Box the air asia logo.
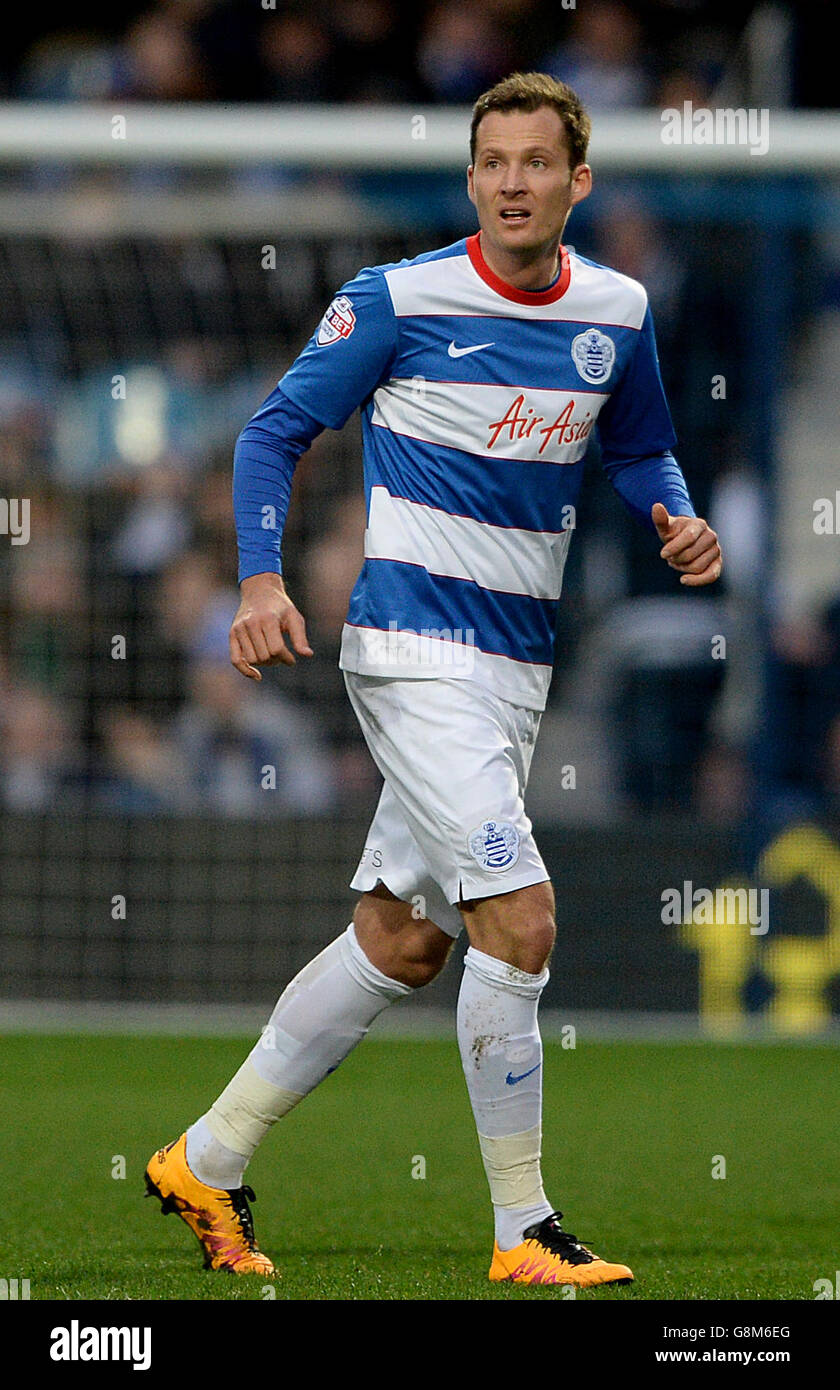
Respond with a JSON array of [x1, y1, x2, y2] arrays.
[[487, 394, 595, 455], [468, 820, 520, 872], [571, 328, 615, 385], [316, 294, 356, 346]]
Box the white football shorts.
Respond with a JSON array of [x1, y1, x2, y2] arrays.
[[344, 672, 550, 939]]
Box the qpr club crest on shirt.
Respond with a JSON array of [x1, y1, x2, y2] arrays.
[[316, 294, 356, 346], [571, 328, 616, 385], [468, 820, 521, 872]]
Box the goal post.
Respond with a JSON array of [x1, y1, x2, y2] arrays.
[[0, 102, 839, 171]]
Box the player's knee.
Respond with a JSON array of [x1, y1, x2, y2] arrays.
[[525, 910, 556, 973], [462, 880, 556, 975], [523, 883, 556, 970], [390, 925, 453, 988], [353, 894, 453, 989], [393, 957, 444, 988], [500, 909, 554, 974]]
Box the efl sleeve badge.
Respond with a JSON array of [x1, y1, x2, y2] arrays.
[[316, 294, 357, 346]]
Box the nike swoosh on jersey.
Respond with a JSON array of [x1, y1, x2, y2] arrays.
[[505, 1063, 542, 1085], [447, 340, 495, 358]]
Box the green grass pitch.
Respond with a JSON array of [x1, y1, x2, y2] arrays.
[[2, 1034, 837, 1301]]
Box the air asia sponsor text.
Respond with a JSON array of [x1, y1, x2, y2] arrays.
[[487, 395, 594, 454]]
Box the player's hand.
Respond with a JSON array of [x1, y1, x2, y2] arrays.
[[651, 503, 722, 587], [229, 572, 313, 680]]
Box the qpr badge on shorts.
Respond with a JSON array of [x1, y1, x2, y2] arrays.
[[316, 294, 356, 346], [468, 820, 521, 872], [571, 327, 616, 385]]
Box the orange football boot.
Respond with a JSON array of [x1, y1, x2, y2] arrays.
[[489, 1211, 633, 1287], [144, 1133, 276, 1276]]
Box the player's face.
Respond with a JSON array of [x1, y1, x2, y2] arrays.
[[468, 107, 591, 261]]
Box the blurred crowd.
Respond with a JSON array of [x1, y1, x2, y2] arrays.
[[1, 208, 837, 827], [0, 434, 368, 819], [2, 0, 830, 112], [0, 0, 836, 824]]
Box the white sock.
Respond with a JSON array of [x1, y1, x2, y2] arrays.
[[184, 1116, 246, 1189], [186, 923, 411, 1188], [457, 945, 554, 1251]]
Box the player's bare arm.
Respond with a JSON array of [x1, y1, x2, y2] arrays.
[[229, 571, 313, 680], [651, 501, 722, 587]]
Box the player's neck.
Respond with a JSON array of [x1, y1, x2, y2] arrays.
[[477, 231, 562, 292]]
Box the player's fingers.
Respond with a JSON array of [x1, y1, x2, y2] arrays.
[[232, 623, 262, 668], [243, 622, 274, 666], [660, 520, 710, 559], [651, 502, 672, 539], [679, 557, 723, 586], [667, 534, 720, 568], [256, 611, 298, 666], [229, 630, 262, 681], [233, 657, 262, 679], [248, 615, 296, 666], [669, 547, 721, 576], [285, 606, 314, 658], [268, 634, 297, 666]]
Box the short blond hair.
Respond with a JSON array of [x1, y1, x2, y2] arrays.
[[470, 71, 591, 170]]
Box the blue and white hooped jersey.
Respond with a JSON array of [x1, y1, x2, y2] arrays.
[[277, 233, 679, 710]]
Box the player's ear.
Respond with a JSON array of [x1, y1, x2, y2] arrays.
[[570, 164, 592, 207], [467, 165, 477, 208]]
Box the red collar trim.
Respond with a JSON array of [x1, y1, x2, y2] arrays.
[[466, 232, 571, 304]]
